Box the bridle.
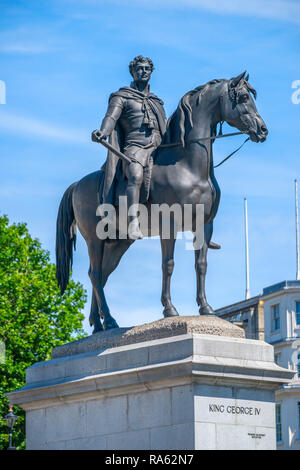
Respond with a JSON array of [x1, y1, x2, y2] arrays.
[[158, 83, 252, 168]]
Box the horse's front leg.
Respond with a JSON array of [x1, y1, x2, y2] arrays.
[[194, 222, 215, 315], [89, 287, 104, 334], [88, 240, 119, 330], [160, 235, 179, 318]]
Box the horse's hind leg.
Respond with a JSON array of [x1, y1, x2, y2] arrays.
[[88, 240, 118, 330], [194, 222, 215, 315], [89, 287, 103, 334], [160, 235, 179, 318]]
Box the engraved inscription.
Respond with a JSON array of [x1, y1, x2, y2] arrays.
[[209, 403, 261, 415]]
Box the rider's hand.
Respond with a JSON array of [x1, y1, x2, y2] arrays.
[[91, 130, 107, 142]]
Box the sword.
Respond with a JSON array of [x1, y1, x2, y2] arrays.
[[92, 131, 135, 164]]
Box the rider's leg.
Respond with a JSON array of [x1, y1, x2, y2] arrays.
[[125, 161, 144, 239]]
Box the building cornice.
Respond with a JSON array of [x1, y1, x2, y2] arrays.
[[216, 281, 300, 315], [216, 296, 261, 316], [7, 334, 294, 412], [276, 382, 300, 398]]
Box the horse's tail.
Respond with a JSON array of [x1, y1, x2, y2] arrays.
[[56, 182, 77, 295]]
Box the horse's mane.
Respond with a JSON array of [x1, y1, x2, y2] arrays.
[[164, 77, 257, 146], [164, 79, 225, 146]]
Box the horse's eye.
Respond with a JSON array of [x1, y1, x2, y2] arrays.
[[239, 94, 248, 103]]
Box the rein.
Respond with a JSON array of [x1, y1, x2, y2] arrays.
[[159, 131, 250, 168], [213, 136, 249, 168]]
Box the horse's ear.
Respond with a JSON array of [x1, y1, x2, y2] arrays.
[[230, 71, 246, 87], [245, 73, 249, 81]]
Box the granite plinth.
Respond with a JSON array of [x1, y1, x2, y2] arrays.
[[52, 315, 245, 359], [7, 315, 294, 450]]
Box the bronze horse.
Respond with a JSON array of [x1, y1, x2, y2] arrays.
[[56, 72, 268, 333]]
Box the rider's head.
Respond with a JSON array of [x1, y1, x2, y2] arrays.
[[129, 56, 154, 84]]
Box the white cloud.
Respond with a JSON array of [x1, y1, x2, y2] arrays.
[[0, 110, 88, 144], [88, 0, 300, 25], [0, 43, 52, 54], [161, 0, 300, 25], [0, 24, 70, 55]]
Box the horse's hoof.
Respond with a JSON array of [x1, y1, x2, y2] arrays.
[[91, 322, 104, 334], [163, 306, 179, 318], [199, 304, 215, 316], [103, 317, 119, 330], [92, 326, 103, 334]]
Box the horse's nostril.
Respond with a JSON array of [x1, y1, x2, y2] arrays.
[[261, 125, 268, 134]]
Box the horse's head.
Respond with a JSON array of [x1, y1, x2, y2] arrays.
[[220, 71, 268, 143]]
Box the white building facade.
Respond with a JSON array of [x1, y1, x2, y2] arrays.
[[216, 280, 300, 450], [262, 281, 300, 450]]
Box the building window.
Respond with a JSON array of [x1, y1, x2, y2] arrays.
[[276, 404, 282, 443], [296, 302, 300, 326], [229, 313, 242, 323], [298, 353, 300, 378], [271, 304, 280, 332], [274, 353, 281, 366]]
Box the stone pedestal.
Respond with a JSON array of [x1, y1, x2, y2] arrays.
[[7, 316, 293, 450]]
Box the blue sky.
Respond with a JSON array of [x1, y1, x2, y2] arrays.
[[1, 0, 300, 333]]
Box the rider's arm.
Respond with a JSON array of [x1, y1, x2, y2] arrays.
[[100, 95, 125, 138]]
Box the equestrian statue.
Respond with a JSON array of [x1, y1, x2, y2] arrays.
[[56, 55, 268, 333]]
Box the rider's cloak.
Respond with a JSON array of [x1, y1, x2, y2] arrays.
[[99, 86, 167, 205]]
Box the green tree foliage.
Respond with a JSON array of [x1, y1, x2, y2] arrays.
[[0, 215, 87, 449]]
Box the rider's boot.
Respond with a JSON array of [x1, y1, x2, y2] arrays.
[[128, 217, 144, 239], [208, 241, 221, 250], [126, 181, 144, 240]]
